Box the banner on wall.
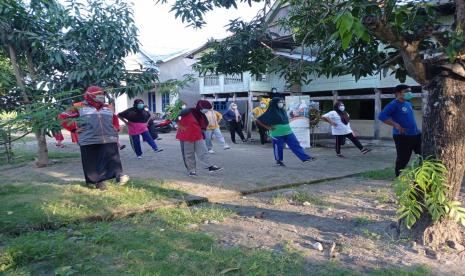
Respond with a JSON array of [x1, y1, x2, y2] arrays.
[[285, 95, 311, 148]]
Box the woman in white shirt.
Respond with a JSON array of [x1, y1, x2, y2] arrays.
[[321, 101, 371, 158]]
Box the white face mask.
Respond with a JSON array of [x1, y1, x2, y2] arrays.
[[231, 105, 237, 109], [94, 95, 106, 103], [277, 102, 284, 109], [260, 104, 266, 108], [201, 109, 209, 113], [181, 105, 186, 109], [339, 106, 345, 112]]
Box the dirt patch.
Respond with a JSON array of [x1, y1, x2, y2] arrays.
[[200, 177, 465, 275]]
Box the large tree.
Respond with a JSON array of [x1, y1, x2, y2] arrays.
[[165, 0, 465, 247], [0, 0, 157, 166]]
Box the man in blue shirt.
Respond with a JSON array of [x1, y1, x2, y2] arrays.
[[378, 84, 421, 176]]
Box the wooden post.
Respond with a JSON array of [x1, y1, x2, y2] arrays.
[[332, 90, 338, 103], [374, 88, 382, 140], [246, 91, 253, 138]]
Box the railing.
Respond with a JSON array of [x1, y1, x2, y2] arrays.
[[204, 75, 219, 86], [224, 74, 243, 85]]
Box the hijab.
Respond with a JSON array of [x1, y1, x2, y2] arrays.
[[229, 103, 241, 122], [334, 101, 349, 125], [84, 86, 105, 110], [192, 100, 211, 130], [118, 99, 150, 123], [257, 97, 289, 125]]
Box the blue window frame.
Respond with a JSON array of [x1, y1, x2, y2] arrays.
[[213, 101, 227, 112], [147, 92, 156, 112], [162, 92, 170, 112]]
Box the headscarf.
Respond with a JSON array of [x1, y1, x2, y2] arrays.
[[192, 100, 211, 130], [257, 97, 289, 126], [229, 103, 241, 122], [84, 86, 105, 110], [118, 99, 150, 123], [334, 101, 349, 125]]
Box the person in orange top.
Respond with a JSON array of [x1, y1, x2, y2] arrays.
[[252, 99, 270, 145]]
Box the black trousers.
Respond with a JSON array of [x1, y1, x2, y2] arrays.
[[393, 134, 422, 176], [229, 121, 245, 143], [335, 133, 363, 154], [258, 124, 268, 144], [80, 143, 123, 184]]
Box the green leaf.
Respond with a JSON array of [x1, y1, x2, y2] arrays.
[[341, 31, 353, 50]]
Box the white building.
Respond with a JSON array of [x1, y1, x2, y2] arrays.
[[115, 49, 200, 115]]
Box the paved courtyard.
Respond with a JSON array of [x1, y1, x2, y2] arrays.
[[1, 132, 398, 199]]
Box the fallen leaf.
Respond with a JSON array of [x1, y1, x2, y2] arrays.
[[220, 267, 240, 274]]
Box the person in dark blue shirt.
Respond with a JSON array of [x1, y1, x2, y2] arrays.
[[378, 84, 421, 176]]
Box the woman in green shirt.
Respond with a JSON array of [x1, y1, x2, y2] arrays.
[[257, 98, 315, 166]]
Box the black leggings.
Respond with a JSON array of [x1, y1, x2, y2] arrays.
[[229, 121, 245, 143], [335, 133, 363, 154], [393, 134, 422, 176], [258, 124, 268, 144]]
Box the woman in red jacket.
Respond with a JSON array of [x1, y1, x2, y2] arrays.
[[176, 100, 222, 176]]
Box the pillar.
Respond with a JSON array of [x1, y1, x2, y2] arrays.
[[374, 88, 382, 140]]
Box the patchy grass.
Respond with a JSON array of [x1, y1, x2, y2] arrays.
[[359, 167, 395, 180], [372, 265, 432, 276], [0, 207, 306, 275], [0, 179, 186, 234], [0, 149, 79, 166], [291, 191, 332, 207], [269, 194, 288, 205], [353, 216, 372, 225]]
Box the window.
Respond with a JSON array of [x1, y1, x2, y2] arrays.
[[147, 92, 156, 112], [162, 92, 170, 112], [224, 74, 243, 85], [255, 74, 268, 82], [204, 75, 219, 86], [213, 101, 227, 112]]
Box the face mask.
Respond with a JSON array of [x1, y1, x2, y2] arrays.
[[137, 103, 145, 109], [339, 105, 345, 112], [181, 105, 186, 109], [260, 104, 266, 108], [404, 91, 414, 101], [231, 105, 237, 109], [277, 102, 284, 109], [201, 109, 209, 113], [94, 95, 106, 103]]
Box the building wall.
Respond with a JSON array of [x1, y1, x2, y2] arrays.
[[158, 55, 200, 106]]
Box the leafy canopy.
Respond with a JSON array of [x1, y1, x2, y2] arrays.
[[165, 0, 464, 86]]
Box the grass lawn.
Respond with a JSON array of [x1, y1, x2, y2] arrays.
[[0, 149, 80, 166], [359, 167, 395, 180], [0, 179, 186, 234], [0, 206, 307, 275]]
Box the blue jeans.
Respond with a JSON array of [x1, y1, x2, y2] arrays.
[[130, 131, 158, 157], [204, 128, 229, 150], [272, 133, 310, 162]]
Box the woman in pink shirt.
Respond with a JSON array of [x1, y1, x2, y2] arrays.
[[118, 99, 163, 159]]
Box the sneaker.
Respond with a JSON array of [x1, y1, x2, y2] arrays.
[[276, 161, 285, 166], [361, 148, 372, 155], [208, 165, 223, 173], [303, 157, 316, 163], [223, 145, 231, 150], [156, 137, 162, 140], [154, 148, 164, 153], [137, 156, 142, 159], [188, 171, 197, 177], [117, 174, 130, 185], [95, 182, 107, 191], [336, 154, 345, 158], [242, 139, 247, 143], [208, 149, 215, 154]]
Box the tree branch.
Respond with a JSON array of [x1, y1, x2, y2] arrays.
[[8, 44, 30, 104], [365, 18, 428, 85]]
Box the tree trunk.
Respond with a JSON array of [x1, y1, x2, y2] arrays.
[[410, 73, 465, 247], [35, 129, 49, 167]]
